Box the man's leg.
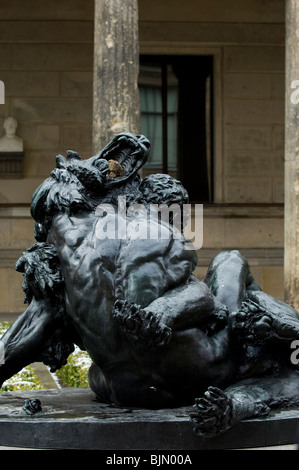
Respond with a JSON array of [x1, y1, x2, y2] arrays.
[[204, 249, 299, 349], [0, 297, 73, 386], [204, 250, 261, 312], [113, 275, 228, 346], [0, 242, 75, 387], [190, 368, 299, 438]]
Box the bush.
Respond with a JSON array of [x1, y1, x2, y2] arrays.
[[54, 347, 92, 388], [0, 322, 45, 392], [2, 366, 44, 392], [0, 322, 92, 390]]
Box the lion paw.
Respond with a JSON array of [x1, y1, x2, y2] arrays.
[[113, 300, 172, 346], [189, 386, 233, 438]]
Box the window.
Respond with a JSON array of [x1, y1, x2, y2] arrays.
[[139, 55, 214, 202]]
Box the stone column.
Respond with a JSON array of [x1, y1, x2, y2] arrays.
[[92, 0, 141, 154], [284, 0, 299, 309]]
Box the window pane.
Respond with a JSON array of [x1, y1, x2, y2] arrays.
[[139, 61, 178, 175], [139, 55, 213, 201], [167, 86, 178, 171], [140, 95, 163, 167], [139, 63, 163, 170]]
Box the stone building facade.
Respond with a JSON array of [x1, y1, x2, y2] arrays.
[[0, 0, 291, 319]]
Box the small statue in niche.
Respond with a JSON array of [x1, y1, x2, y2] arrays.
[[0, 117, 23, 152], [1, 132, 299, 439]]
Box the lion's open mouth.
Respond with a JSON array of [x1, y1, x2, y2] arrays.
[[91, 133, 150, 185]]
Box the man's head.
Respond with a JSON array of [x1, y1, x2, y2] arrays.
[[138, 174, 189, 208], [3, 116, 17, 136]]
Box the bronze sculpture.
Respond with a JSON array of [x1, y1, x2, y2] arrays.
[[1, 132, 299, 439]]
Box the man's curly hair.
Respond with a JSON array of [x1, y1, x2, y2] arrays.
[[135, 174, 189, 207]]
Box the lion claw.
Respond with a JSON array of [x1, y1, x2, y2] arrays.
[[113, 300, 172, 346]]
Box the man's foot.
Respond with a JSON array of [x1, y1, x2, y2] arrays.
[[113, 300, 172, 346], [232, 298, 299, 345]]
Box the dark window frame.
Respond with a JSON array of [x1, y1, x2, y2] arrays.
[[139, 54, 214, 203]]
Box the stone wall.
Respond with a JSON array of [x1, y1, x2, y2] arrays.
[[0, 0, 286, 317], [139, 0, 285, 204], [139, 0, 285, 299], [224, 47, 284, 203], [0, 0, 94, 316], [0, 0, 94, 204], [194, 205, 284, 300], [0, 206, 34, 318]]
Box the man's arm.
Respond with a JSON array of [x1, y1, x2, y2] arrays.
[[146, 276, 227, 331], [190, 369, 299, 438], [114, 236, 227, 346], [0, 242, 75, 388], [0, 297, 74, 387]]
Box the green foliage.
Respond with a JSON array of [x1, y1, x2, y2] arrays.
[[0, 322, 45, 392], [0, 321, 11, 337], [54, 347, 92, 388], [1, 365, 44, 392], [0, 322, 92, 390]]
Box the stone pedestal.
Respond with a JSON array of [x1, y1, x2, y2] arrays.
[[0, 388, 298, 450]]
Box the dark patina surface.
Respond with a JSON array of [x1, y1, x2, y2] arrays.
[[1, 133, 299, 439]]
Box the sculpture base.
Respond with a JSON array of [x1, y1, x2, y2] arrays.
[[0, 387, 298, 450]]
